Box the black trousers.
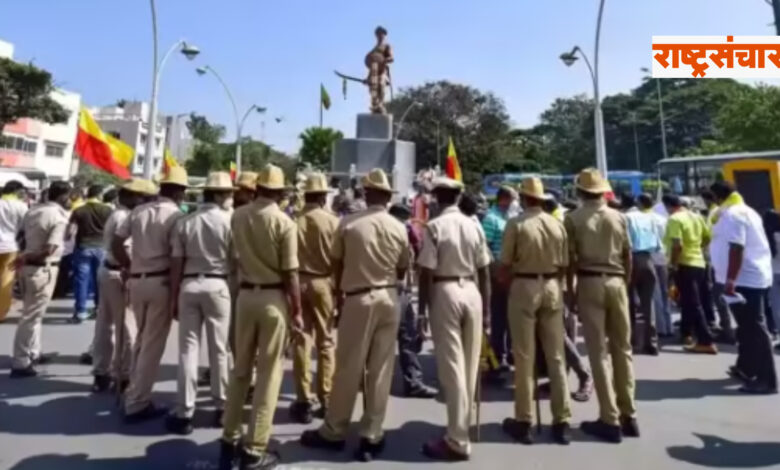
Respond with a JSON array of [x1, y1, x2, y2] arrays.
[[397, 291, 425, 391], [490, 276, 511, 365], [677, 265, 714, 345], [733, 287, 778, 390]]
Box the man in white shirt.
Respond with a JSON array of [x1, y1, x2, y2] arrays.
[[0, 181, 29, 323], [709, 182, 777, 394]]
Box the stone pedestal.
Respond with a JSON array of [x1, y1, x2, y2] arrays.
[[331, 113, 416, 197]]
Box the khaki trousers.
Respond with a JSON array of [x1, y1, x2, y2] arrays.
[[430, 281, 482, 456], [222, 288, 288, 454], [509, 277, 571, 424], [292, 276, 335, 406], [176, 277, 231, 418], [124, 276, 172, 414], [320, 288, 400, 444], [92, 268, 137, 380], [12, 265, 58, 369], [578, 275, 636, 426], [0, 251, 17, 322]]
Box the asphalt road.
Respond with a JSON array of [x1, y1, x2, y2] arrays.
[[1, 298, 780, 470]]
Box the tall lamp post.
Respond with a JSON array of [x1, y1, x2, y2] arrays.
[[146, 0, 200, 178], [560, 0, 608, 177], [196, 66, 266, 174], [641, 67, 669, 160]]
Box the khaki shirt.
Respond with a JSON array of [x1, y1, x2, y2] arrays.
[[116, 198, 183, 274], [103, 207, 129, 266], [332, 205, 410, 292], [297, 204, 339, 276], [564, 199, 630, 275], [171, 203, 232, 276], [501, 207, 568, 274], [418, 206, 490, 277], [232, 197, 298, 284], [22, 202, 68, 263]]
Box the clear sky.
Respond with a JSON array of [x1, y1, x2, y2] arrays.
[[0, 0, 776, 154]]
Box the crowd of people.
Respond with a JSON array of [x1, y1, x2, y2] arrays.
[[0, 164, 778, 470]]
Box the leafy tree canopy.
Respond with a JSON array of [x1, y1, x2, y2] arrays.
[[298, 126, 343, 170], [0, 58, 70, 132]]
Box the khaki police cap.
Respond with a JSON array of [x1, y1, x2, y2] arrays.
[[160, 166, 189, 187], [303, 172, 329, 194], [576, 168, 612, 194], [520, 177, 545, 200], [121, 178, 158, 196], [256, 164, 286, 190], [235, 172, 258, 190], [204, 171, 235, 191], [362, 168, 395, 193], [431, 177, 464, 191]]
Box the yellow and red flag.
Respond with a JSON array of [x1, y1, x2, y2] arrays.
[[445, 137, 462, 182], [75, 107, 133, 179], [162, 148, 179, 176], [229, 162, 237, 181]]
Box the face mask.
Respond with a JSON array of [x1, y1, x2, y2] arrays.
[[221, 197, 234, 211]]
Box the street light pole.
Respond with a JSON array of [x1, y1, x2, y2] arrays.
[[560, 0, 608, 177], [631, 112, 641, 170], [772, 0, 780, 35], [145, 0, 199, 179], [196, 66, 265, 174]]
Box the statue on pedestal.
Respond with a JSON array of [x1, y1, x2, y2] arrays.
[[335, 26, 394, 114]]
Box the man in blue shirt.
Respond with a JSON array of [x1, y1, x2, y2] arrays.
[[623, 194, 661, 355], [482, 186, 515, 376]]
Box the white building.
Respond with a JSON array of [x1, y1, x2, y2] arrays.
[[0, 39, 81, 186], [91, 101, 167, 176]]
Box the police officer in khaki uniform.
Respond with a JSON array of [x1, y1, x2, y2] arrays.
[[166, 172, 234, 435], [500, 177, 572, 445], [113, 167, 188, 423], [10, 181, 71, 378], [220, 164, 303, 470], [565, 168, 637, 443], [91, 179, 156, 392], [301, 169, 410, 462], [417, 177, 491, 461], [234, 172, 258, 209], [290, 172, 339, 424]]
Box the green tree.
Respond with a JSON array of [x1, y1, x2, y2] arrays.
[[716, 84, 780, 151], [71, 162, 123, 187], [386, 81, 511, 185], [298, 127, 343, 170], [0, 58, 70, 133]]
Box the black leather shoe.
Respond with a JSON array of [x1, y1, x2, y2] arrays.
[[552, 422, 571, 445], [422, 438, 469, 461], [238, 447, 280, 470], [643, 345, 660, 356], [33, 352, 58, 365], [620, 416, 640, 437], [79, 352, 93, 365], [165, 415, 194, 435], [9, 365, 38, 379], [502, 418, 533, 445], [219, 440, 239, 470], [289, 401, 313, 424], [404, 384, 437, 399], [124, 403, 168, 424], [727, 366, 753, 383], [92, 374, 113, 393], [300, 430, 346, 451], [354, 437, 385, 462], [581, 420, 622, 443], [739, 381, 779, 395]]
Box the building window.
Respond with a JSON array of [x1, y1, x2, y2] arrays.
[[140, 133, 147, 145], [155, 137, 161, 149], [1, 135, 37, 155], [137, 155, 145, 167], [45, 142, 67, 158], [109, 131, 121, 140], [153, 158, 160, 168]]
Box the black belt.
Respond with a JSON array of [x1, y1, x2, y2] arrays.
[[633, 251, 652, 256], [433, 276, 474, 284], [239, 282, 284, 291], [578, 270, 623, 278], [300, 271, 331, 279], [183, 273, 228, 280], [104, 261, 122, 271], [27, 261, 59, 267], [345, 285, 396, 297], [514, 273, 558, 280], [129, 270, 169, 279]]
